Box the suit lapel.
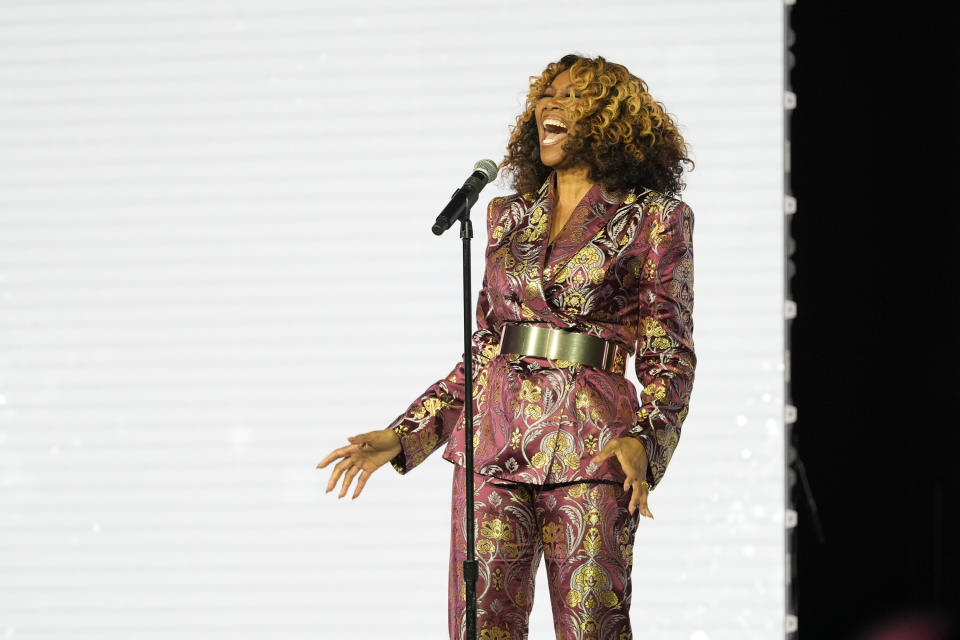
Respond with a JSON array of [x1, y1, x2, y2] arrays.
[[500, 173, 570, 326], [507, 171, 635, 327], [541, 177, 635, 287]]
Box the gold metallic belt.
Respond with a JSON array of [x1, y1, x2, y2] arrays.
[[497, 324, 628, 375]]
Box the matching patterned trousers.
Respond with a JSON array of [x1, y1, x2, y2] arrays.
[[448, 462, 642, 640]]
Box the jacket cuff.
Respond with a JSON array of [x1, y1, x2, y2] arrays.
[[388, 424, 409, 474], [627, 425, 661, 491]]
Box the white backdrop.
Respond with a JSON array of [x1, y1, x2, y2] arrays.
[[0, 1, 785, 638]]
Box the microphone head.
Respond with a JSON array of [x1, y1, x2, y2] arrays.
[[473, 159, 499, 185]]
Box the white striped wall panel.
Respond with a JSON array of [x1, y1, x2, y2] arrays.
[[0, 1, 784, 638]]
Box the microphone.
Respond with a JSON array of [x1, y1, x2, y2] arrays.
[[432, 159, 499, 235]]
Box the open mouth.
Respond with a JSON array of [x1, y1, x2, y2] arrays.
[[541, 117, 568, 146]]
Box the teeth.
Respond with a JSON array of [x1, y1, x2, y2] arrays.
[[543, 117, 567, 130]]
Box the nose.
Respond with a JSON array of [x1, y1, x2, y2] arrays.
[[539, 99, 561, 118]]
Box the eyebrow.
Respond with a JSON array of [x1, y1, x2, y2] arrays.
[[545, 84, 573, 92]]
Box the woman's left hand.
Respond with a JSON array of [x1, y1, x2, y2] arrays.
[[590, 438, 653, 519]]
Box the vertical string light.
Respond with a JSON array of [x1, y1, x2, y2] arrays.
[[784, 0, 799, 636]]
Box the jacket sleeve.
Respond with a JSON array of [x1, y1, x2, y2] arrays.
[[628, 200, 697, 491], [386, 199, 506, 474]]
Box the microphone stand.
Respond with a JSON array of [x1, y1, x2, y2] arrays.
[[458, 215, 479, 640], [432, 159, 496, 640]]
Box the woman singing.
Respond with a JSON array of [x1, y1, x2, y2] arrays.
[[318, 53, 696, 640]]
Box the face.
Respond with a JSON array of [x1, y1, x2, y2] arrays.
[[534, 69, 579, 168]]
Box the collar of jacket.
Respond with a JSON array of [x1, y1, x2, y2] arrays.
[[498, 170, 641, 329]]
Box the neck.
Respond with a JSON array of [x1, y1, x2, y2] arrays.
[[554, 165, 594, 208]]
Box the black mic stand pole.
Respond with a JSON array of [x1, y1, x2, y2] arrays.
[[459, 213, 479, 640], [433, 158, 496, 640]]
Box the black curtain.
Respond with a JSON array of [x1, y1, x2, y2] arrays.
[[789, 3, 958, 638]]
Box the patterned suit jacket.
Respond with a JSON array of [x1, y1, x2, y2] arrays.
[[387, 170, 696, 491]]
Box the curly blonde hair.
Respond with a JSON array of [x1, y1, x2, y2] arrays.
[[501, 54, 694, 197]]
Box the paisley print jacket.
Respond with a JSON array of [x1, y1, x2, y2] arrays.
[[387, 170, 696, 491]]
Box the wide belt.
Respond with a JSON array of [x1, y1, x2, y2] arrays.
[[497, 324, 628, 375]]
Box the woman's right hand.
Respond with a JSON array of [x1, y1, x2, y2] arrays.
[[316, 428, 403, 500]]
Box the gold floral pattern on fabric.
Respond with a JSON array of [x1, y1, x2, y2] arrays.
[[479, 625, 512, 640], [518, 206, 548, 242], [450, 466, 640, 640], [387, 170, 696, 493]]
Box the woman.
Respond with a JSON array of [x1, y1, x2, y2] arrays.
[[318, 53, 696, 640]]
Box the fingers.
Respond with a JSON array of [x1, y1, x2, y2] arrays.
[[624, 474, 653, 519], [324, 457, 352, 494], [315, 443, 351, 469], [338, 464, 361, 499], [638, 491, 653, 519], [637, 487, 653, 519], [624, 472, 637, 507], [592, 441, 653, 518], [633, 481, 653, 519], [590, 440, 618, 466], [352, 469, 371, 499], [319, 436, 371, 499], [317, 432, 368, 470]]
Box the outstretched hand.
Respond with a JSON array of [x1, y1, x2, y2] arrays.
[[590, 438, 653, 519], [316, 428, 403, 500]]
